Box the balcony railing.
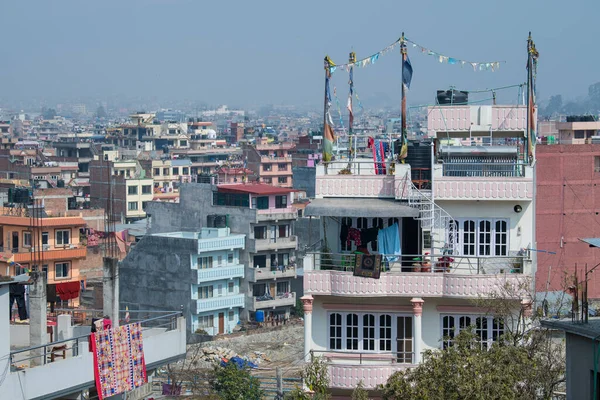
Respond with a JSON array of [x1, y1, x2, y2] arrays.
[[196, 294, 245, 313], [198, 236, 245, 252], [193, 264, 244, 283], [248, 265, 297, 281], [440, 162, 526, 178], [7, 312, 186, 399], [252, 292, 296, 310], [254, 236, 298, 251], [305, 252, 525, 275], [10, 311, 183, 368], [256, 207, 297, 221]]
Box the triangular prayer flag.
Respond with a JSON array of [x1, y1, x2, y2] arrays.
[[403, 55, 413, 89]]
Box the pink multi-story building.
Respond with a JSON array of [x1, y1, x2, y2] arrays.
[[243, 140, 295, 187], [301, 104, 535, 396]]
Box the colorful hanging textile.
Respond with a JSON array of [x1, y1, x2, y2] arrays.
[[91, 322, 147, 400], [372, 140, 387, 175]]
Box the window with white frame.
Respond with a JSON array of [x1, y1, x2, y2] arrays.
[[23, 231, 32, 247], [55, 262, 70, 279], [228, 281, 234, 293], [198, 286, 213, 299], [362, 314, 376, 351], [229, 311, 235, 322], [379, 314, 392, 351], [495, 220, 508, 256], [457, 219, 509, 256], [441, 314, 505, 349], [346, 314, 359, 350], [328, 312, 412, 361], [55, 229, 70, 246], [397, 316, 414, 363], [330, 313, 343, 349], [198, 315, 213, 328], [198, 256, 213, 269]]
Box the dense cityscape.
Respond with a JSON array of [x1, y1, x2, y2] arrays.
[[2, 1, 600, 399]]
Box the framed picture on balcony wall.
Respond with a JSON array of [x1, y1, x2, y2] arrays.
[[353, 254, 382, 279]]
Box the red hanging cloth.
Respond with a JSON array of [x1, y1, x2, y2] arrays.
[[56, 281, 81, 300]]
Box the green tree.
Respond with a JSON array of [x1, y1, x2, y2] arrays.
[[211, 363, 264, 400], [96, 105, 107, 119], [588, 82, 600, 110], [380, 275, 565, 400], [352, 381, 370, 400], [543, 94, 563, 116], [286, 356, 331, 400]]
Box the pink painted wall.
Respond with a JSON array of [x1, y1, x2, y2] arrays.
[[536, 144, 600, 298]]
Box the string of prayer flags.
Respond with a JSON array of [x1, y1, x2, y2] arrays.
[[329, 38, 402, 73], [405, 38, 504, 72]]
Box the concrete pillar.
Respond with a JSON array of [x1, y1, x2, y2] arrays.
[[301, 294, 314, 362], [0, 285, 10, 364], [521, 297, 533, 334], [411, 297, 424, 364], [103, 257, 120, 327], [30, 273, 47, 366], [57, 314, 72, 341]]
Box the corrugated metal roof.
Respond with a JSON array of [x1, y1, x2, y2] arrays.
[[580, 238, 600, 248]]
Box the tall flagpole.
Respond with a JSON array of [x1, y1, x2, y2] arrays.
[[526, 32, 531, 165], [400, 32, 407, 163], [348, 51, 355, 162], [323, 56, 329, 147], [322, 56, 335, 165]]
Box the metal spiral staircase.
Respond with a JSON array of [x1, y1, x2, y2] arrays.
[[401, 173, 457, 253]]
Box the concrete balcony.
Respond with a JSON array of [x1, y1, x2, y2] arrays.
[[198, 235, 245, 252], [260, 169, 293, 176], [433, 176, 534, 201], [250, 292, 296, 311], [304, 270, 526, 299], [328, 363, 411, 389], [5, 316, 187, 400], [256, 207, 297, 221], [193, 264, 244, 283], [260, 155, 292, 162], [254, 236, 298, 251], [316, 174, 399, 199], [8, 245, 87, 263], [195, 294, 245, 313], [247, 266, 298, 281]]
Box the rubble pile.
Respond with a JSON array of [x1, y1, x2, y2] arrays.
[[198, 346, 272, 366]]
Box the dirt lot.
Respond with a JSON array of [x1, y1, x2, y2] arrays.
[[188, 322, 305, 378]]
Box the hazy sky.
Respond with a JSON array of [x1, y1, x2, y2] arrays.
[[1, 0, 598, 109]]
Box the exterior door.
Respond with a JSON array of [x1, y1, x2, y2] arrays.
[[11, 232, 18, 252], [218, 313, 225, 334]]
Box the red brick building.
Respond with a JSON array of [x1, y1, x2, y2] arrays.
[[536, 144, 600, 298]]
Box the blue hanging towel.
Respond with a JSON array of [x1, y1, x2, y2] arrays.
[[378, 223, 401, 262]]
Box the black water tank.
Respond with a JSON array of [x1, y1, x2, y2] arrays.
[[436, 90, 469, 105], [207, 214, 216, 227], [405, 141, 432, 185]]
